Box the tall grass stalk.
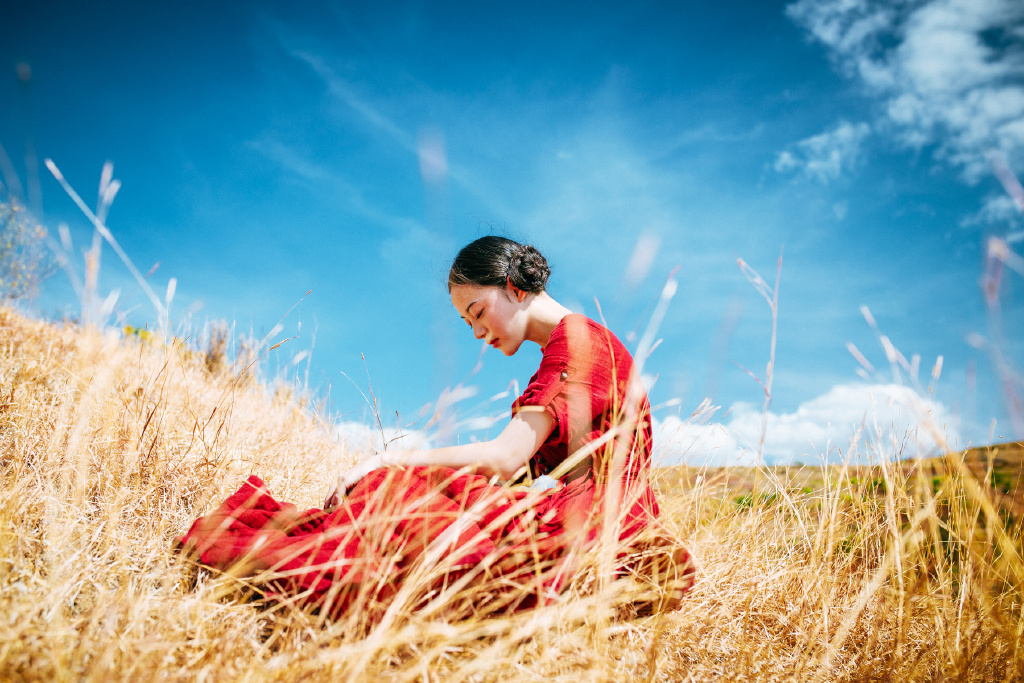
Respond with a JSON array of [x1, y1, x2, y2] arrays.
[[981, 155, 1024, 438], [44, 159, 170, 332]]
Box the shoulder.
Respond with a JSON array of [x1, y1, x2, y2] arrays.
[[546, 313, 604, 345], [544, 314, 633, 366]]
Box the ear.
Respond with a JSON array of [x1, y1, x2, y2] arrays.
[[506, 276, 527, 302]]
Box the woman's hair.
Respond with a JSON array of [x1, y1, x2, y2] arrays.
[[448, 236, 550, 294]]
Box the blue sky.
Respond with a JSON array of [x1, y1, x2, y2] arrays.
[[2, 0, 1022, 464]]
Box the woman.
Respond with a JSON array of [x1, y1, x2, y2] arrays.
[[177, 237, 694, 618]]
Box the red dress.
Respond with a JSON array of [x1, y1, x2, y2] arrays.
[[176, 314, 689, 617]]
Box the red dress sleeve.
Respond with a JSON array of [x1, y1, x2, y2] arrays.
[[511, 321, 571, 441], [512, 314, 651, 482]]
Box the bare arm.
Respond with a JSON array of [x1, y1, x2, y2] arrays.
[[324, 408, 556, 509]]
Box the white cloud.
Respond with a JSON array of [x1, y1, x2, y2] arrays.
[[655, 382, 958, 466], [653, 414, 754, 467], [774, 120, 872, 183], [786, 0, 1024, 182], [332, 382, 957, 468], [331, 382, 514, 457], [960, 193, 1023, 228], [334, 421, 432, 453]]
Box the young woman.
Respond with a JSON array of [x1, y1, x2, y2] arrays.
[[177, 236, 694, 618]]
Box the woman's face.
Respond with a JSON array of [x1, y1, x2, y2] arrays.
[[450, 283, 528, 356]]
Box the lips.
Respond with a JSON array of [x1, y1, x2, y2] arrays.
[[490, 338, 500, 348]]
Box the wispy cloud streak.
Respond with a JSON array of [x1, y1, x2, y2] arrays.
[[288, 50, 515, 221], [656, 382, 958, 466], [775, 120, 871, 182]]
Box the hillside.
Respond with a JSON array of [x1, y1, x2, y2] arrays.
[[0, 306, 1021, 682], [657, 442, 1024, 522]]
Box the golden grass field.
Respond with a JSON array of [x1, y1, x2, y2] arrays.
[[1, 305, 1022, 681]]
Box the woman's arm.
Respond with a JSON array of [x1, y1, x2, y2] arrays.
[[324, 409, 556, 509]]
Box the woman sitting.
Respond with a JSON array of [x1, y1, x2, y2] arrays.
[[177, 236, 695, 619]]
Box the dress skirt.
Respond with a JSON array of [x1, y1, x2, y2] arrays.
[[175, 464, 666, 619]]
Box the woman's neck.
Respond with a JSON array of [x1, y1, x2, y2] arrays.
[[524, 292, 574, 348]]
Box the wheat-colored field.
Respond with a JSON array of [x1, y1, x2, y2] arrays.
[[0, 306, 1021, 682]]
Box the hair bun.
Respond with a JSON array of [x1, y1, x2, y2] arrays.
[[508, 244, 550, 294], [448, 235, 551, 294]]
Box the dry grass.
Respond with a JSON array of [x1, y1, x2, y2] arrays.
[[0, 305, 1021, 682]]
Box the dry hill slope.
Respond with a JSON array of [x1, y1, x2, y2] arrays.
[[0, 307, 1021, 681]]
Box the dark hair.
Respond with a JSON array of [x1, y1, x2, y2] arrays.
[[448, 236, 550, 294]]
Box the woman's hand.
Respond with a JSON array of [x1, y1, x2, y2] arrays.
[[323, 452, 385, 510]]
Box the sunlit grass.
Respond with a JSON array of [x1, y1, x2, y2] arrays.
[[0, 305, 1021, 681]]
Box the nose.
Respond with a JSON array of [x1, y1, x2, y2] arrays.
[[473, 323, 485, 340]]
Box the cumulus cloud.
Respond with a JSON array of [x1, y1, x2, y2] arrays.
[[652, 414, 753, 467], [775, 120, 872, 182], [333, 381, 958, 469], [655, 382, 958, 466], [334, 421, 432, 454], [785, 0, 1024, 182]]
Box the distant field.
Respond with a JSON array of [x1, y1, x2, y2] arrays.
[[656, 442, 1024, 521]]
